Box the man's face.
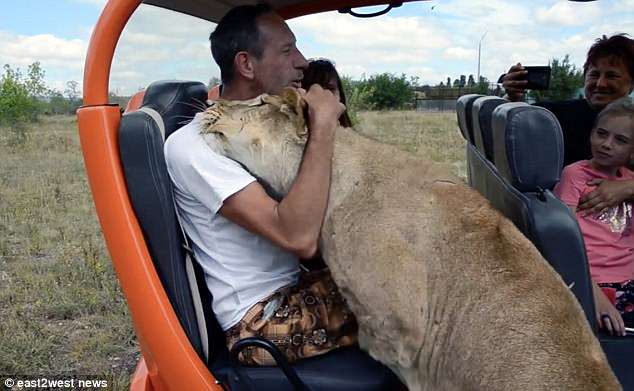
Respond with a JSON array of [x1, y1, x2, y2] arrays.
[[584, 56, 633, 110], [251, 13, 308, 95]]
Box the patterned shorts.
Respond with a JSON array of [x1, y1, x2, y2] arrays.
[[226, 268, 358, 366], [598, 280, 634, 327]]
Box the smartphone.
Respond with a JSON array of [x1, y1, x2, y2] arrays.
[[523, 66, 551, 91]]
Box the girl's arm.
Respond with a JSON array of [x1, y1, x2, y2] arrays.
[[592, 282, 626, 336], [577, 179, 634, 215]]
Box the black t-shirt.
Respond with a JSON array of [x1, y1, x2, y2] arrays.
[[533, 99, 598, 167]]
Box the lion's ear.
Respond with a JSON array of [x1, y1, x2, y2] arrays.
[[281, 87, 306, 115], [280, 88, 307, 136]]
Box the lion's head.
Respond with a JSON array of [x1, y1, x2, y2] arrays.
[[199, 88, 308, 197]]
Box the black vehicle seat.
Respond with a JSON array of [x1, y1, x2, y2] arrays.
[[118, 80, 404, 390], [456, 94, 484, 145], [471, 96, 506, 163], [456, 94, 485, 191], [490, 102, 595, 322], [119, 80, 212, 362]]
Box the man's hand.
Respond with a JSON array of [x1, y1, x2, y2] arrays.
[[577, 179, 634, 215], [299, 85, 345, 140], [501, 63, 528, 102], [593, 283, 626, 337]]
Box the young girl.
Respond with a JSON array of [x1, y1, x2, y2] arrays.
[[301, 58, 353, 127], [554, 96, 634, 337]]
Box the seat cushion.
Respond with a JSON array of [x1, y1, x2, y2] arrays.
[[600, 335, 634, 390], [212, 346, 405, 391]]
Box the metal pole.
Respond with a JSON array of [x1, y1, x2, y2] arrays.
[[477, 31, 488, 83], [477, 41, 481, 82]]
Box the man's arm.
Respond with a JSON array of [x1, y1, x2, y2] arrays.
[[219, 85, 344, 259]]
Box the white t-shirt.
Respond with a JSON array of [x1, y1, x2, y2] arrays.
[[164, 113, 300, 330]]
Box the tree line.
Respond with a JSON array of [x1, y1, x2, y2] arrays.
[[338, 54, 583, 122], [1, 55, 585, 143]]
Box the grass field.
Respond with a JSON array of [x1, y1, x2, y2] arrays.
[[0, 111, 464, 388], [0, 116, 137, 389]]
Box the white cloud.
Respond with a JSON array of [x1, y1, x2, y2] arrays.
[[535, 2, 602, 27], [443, 47, 478, 60], [435, 0, 531, 27], [0, 31, 87, 92], [290, 13, 450, 52], [109, 5, 218, 94], [1, 0, 633, 96], [0, 32, 86, 69]]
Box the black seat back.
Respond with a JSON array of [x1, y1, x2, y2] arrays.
[[118, 80, 222, 363], [456, 94, 484, 144], [472, 96, 506, 163], [457, 94, 485, 189], [489, 102, 595, 323]]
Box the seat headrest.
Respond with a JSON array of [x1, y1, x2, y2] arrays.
[[456, 94, 484, 144], [492, 103, 564, 192], [472, 96, 507, 163], [142, 80, 209, 139]]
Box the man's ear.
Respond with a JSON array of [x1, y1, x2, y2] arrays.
[[234, 51, 255, 80]]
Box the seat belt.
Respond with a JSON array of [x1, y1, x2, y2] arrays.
[[172, 179, 210, 363]]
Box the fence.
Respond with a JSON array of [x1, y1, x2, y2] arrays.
[[415, 99, 457, 112]]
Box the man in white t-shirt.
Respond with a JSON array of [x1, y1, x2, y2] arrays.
[[164, 4, 357, 365]]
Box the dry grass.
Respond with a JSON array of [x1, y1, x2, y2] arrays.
[[356, 110, 466, 179], [0, 116, 137, 389], [0, 111, 464, 387]]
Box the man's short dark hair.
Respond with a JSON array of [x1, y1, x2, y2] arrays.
[[209, 3, 274, 85], [584, 33, 634, 80]]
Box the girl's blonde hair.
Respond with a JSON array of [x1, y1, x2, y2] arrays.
[[595, 96, 634, 127]]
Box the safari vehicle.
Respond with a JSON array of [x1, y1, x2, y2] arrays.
[[77, 0, 632, 390]]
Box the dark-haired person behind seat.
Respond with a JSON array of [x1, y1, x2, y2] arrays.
[[301, 58, 353, 128], [164, 4, 358, 366], [502, 33, 634, 216]]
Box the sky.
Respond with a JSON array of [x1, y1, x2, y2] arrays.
[[1, 0, 633, 96]]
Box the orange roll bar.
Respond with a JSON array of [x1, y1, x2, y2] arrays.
[[79, 1, 221, 389], [83, 0, 141, 105]]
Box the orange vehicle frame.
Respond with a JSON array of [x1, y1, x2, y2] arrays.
[[77, 0, 415, 389]]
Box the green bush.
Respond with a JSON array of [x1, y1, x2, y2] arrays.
[[364, 73, 415, 110], [341, 76, 375, 126], [0, 63, 46, 144], [341, 72, 417, 124]]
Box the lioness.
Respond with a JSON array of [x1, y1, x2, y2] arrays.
[[199, 88, 620, 391]]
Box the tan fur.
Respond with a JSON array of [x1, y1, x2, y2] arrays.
[[200, 89, 621, 391]]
